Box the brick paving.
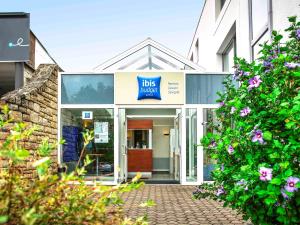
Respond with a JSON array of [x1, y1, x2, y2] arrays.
[[122, 185, 250, 225]]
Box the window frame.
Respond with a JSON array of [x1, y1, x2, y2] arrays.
[[222, 37, 236, 72], [249, 0, 273, 61]]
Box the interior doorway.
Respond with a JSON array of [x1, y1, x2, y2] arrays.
[[118, 108, 181, 184]]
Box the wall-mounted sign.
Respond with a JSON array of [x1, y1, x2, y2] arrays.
[[0, 13, 30, 61], [94, 122, 109, 143], [137, 76, 161, 100], [115, 72, 184, 105], [82, 111, 93, 120]]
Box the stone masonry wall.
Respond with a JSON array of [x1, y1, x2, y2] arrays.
[[0, 64, 59, 177]]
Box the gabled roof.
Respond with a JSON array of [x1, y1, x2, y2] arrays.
[[93, 38, 205, 71]]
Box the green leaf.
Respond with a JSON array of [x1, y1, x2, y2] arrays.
[[257, 190, 268, 197], [276, 207, 286, 215], [284, 168, 293, 177], [264, 131, 272, 141], [270, 178, 281, 185], [32, 157, 50, 167], [139, 199, 156, 207], [288, 16, 296, 22], [15, 149, 30, 160], [292, 71, 300, 77], [264, 197, 276, 205], [0, 216, 8, 224], [274, 34, 283, 42]]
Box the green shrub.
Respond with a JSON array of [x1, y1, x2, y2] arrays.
[[194, 17, 300, 225], [0, 105, 148, 225]]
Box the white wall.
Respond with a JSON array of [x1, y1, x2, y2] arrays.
[[272, 0, 300, 40], [151, 118, 174, 171], [189, 0, 300, 72], [34, 40, 55, 69]]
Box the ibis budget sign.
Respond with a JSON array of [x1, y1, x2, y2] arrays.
[[115, 72, 184, 104]]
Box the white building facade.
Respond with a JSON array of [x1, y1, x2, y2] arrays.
[[188, 0, 300, 72]]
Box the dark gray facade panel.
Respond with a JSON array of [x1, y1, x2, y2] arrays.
[[0, 13, 30, 61]]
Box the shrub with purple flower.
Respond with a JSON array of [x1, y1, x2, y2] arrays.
[[194, 17, 300, 225]]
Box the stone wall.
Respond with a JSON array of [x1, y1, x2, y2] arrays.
[[0, 64, 59, 177]]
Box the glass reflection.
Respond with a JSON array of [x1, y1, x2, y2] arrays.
[[61, 74, 114, 104]]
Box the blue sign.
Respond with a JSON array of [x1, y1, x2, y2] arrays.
[[137, 76, 161, 100]]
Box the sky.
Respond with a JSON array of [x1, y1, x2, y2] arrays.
[[2, 0, 204, 71]]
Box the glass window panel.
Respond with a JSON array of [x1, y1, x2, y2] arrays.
[[253, 31, 269, 60], [223, 41, 235, 73], [186, 74, 226, 104], [61, 108, 114, 181], [61, 74, 114, 104], [251, 0, 268, 39], [186, 108, 197, 182], [203, 108, 217, 181]]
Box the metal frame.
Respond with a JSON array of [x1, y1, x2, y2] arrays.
[[58, 71, 222, 185], [93, 38, 205, 71]]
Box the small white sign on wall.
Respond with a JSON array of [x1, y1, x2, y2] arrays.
[[82, 111, 93, 120], [94, 122, 109, 143]]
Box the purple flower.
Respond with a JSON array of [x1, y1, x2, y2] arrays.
[[233, 70, 250, 80], [193, 187, 204, 195], [236, 179, 248, 190], [252, 130, 264, 144], [281, 188, 289, 199], [240, 107, 251, 117], [248, 75, 262, 91], [230, 107, 236, 114], [259, 167, 272, 181], [220, 164, 225, 171], [216, 187, 225, 196], [209, 140, 217, 148], [218, 101, 225, 108], [227, 145, 234, 154], [284, 176, 299, 192], [296, 29, 300, 40], [285, 62, 300, 69], [263, 60, 272, 68]]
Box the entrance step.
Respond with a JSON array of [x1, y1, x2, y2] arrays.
[[142, 179, 180, 184]]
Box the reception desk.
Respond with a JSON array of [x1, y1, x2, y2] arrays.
[[128, 149, 152, 177]]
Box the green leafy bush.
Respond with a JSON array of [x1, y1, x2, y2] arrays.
[[194, 17, 300, 225], [0, 105, 148, 225]]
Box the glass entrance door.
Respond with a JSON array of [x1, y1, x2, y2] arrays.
[[174, 110, 182, 182], [186, 108, 198, 182]]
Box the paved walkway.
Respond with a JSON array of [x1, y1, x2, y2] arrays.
[[122, 185, 249, 225]]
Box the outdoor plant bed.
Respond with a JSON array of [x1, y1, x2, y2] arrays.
[[0, 105, 150, 225]]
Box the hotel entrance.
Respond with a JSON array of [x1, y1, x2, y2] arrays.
[[118, 108, 182, 184], [57, 38, 228, 185]]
